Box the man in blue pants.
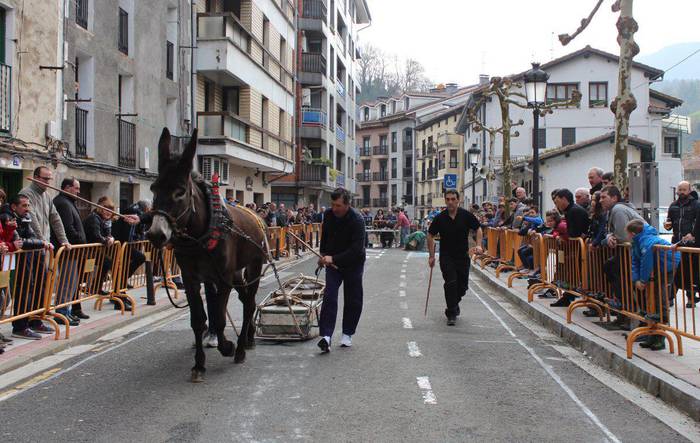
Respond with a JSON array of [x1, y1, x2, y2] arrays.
[[317, 188, 366, 353]]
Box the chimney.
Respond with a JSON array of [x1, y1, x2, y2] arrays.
[[479, 74, 489, 86], [444, 83, 459, 93]]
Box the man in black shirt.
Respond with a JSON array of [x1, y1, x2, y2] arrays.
[[428, 190, 483, 325], [553, 189, 590, 238], [317, 188, 367, 352]]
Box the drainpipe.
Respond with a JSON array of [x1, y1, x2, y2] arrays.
[[190, 0, 195, 130]]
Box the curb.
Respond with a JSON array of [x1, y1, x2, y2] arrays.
[[0, 251, 315, 377], [473, 265, 700, 421]]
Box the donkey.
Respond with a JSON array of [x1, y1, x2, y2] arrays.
[[147, 128, 267, 382]]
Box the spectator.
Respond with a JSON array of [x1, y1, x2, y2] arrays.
[[111, 201, 151, 311], [7, 195, 52, 340], [587, 191, 607, 247], [575, 188, 591, 211], [602, 171, 614, 187], [515, 187, 527, 202], [665, 181, 700, 308], [265, 202, 277, 227], [84, 197, 116, 296], [588, 167, 604, 194], [508, 197, 527, 229], [395, 207, 411, 247], [53, 178, 88, 324], [553, 189, 589, 238], [277, 203, 288, 227], [627, 219, 679, 351]]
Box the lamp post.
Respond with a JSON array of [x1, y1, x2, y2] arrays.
[[523, 62, 549, 209], [468, 144, 481, 205]]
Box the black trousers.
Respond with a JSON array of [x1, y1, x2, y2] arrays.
[[439, 255, 470, 317]]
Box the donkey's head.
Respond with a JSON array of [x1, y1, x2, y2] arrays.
[[146, 127, 198, 248]]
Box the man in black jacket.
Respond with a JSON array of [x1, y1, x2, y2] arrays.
[[672, 181, 700, 307], [53, 178, 88, 323], [84, 196, 116, 298], [554, 189, 590, 238], [317, 188, 366, 353]]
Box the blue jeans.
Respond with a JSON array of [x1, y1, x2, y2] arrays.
[[319, 265, 364, 337], [400, 226, 410, 246]]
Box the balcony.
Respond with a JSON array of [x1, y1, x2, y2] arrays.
[[336, 81, 345, 98], [372, 171, 389, 182], [118, 119, 136, 169], [301, 52, 326, 74], [437, 133, 462, 148], [426, 143, 437, 155], [356, 199, 371, 208], [356, 171, 371, 182], [75, 107, 88, 159], [197, 111, 294, 173], [0, 63, 10, 133], [335, 172, 345, 187], [372, 198, 389, 208], [300, 0, 327, 21], [302, 108, 327, 127], [359, 146, 371, 157], [335, 125, 345, 143], [403, 139, 413, 151], [299, 164, 327, 182], [427, 167, 438, 179], [373, 145, 388, 156]]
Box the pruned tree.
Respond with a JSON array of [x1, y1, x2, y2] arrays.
[[559, 0, 639, 190], [359, 43, 432, 102]]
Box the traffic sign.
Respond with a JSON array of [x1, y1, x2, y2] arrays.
[[443, 174, 457, 189]]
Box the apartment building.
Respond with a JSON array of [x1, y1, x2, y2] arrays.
[[270, 0, 370, 208], [456, 46, 684, 207], [0, 1, 190, 215], [355, 90, 453, 216], [196, 0, 296, 206]]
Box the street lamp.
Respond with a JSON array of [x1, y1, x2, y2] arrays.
[[524, 62, 549, 209], [468, 143, 481, 205]]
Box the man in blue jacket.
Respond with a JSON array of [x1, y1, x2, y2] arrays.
[[627, 219, 680, 351], [317, 188, 366, 352]]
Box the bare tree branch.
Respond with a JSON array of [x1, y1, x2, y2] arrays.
[[558, 0, 606, 45]]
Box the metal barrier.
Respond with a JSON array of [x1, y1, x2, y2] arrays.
[[479, 227, 503, 269], [0, 249, 57, 339], [155, 247, 181, 299], [495, 229, 525, 277]]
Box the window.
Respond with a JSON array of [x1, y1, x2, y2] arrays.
[[562, 128, 576, 146], [363, 107, 369, 121], [379, 134, 387, 148], [380, 104, 386, 117], [118, 8, 129, 54], [362, 136, 370, 149], [166, 41, 174, 80], [664, 137, 679, 157], [589, 82, 608, 108], [532, 128, 546, 150], [391, 132, 397, 152], [391, 184, 397, 206], [76, 0, 88, 29], [391, 158, 397, 179], [391, 101, 396, 114], [546, 83, 578, 106], [404, 97, 410, 110], [449, 150, 458, 168], [223, 87, 240, 114], [280, 37, 287, 68]]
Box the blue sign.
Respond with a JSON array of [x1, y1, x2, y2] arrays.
[[443, 174, 458, 189]]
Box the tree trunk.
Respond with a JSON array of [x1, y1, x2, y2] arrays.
[[611, 0, 639, 191], [498, 94, 513, 208]]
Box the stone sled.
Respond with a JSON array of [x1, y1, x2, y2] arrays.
[[254, 274, 325, 341]]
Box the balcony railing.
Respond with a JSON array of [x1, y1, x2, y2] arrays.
[[426, 143, 437, 155], [301, 52, 326, 74], [449, 161, 459, 169], [437, 133, 462, 148], [198, 111, 248, 144], [335, 125, 345, 142], [300, 164, 327, 182], [359, 146, 371, 157], [372, 198, 389, 208], [427, 167, 438, 179], [118, 119, 136, 168], [335, 172, 345, 187], [356, 171, 371, 182], [75, 107, 88, 158], [301, 0, 327, 20], [372, 171, 389, 181], [0, 63, 11, 133], [302, 108, 327, 127], [403, 139, 412, 151], [373, 145, 388, 156], [336, 81, 345, 98]]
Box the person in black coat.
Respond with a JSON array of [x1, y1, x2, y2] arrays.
[[553, 189, 590, 238], [84, 197, 117, 298], [53, 178, 88, 321], [316, 188, 366, 352], [111, 201, 150, 312]]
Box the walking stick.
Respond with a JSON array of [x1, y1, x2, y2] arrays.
[[27, 177, 129, 219], [424, 266, 434, 317]]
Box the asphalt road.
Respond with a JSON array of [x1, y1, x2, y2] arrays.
[[0, 248, 694, 442]]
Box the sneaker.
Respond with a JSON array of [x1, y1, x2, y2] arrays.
[[68, 314, 81, 324], [649, 337, 666, 351], [32, 323, 55, 335], [73, 311, 90, 320], [340, 334, 352, 348], [54, 316, 79, 327], [205, 333, 218, 348], [317, 337, 330, 353], [12, 328, 41, 340], [550, 295, 572, 308], [446, 316, 456, 326], [582, 309, 599, 317]]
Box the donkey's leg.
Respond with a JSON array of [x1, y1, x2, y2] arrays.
[[210, 284, 235, 357], [185, 279, 207, 382], [242, 258, 264, 349], [232, 279, 249, 364]]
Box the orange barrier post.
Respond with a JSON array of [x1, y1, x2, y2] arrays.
[[527, 235, 560, 302]]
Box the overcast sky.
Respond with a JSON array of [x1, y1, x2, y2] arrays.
[[360, 0, 700, 85]]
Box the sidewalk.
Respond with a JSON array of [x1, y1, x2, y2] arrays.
[[473, 263, 700, 421], [0, 252, 311, 377]]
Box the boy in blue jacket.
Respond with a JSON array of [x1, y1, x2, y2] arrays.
[[627, 219, 680, 351]]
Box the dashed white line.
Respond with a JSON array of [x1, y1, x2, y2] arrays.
[[400, 301, 408, 310], [400, 274, 406, 279], [399, 281, 406, 288], [407, 341, 422, 357], [416, 376, 437, 404], [470, 282, 621, 443], [399, 290, 406, 297], [402, 317, 413, 329]]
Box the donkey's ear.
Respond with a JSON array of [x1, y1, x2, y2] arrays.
[[158, 127, 171, 170], [180, 128, 198, 170]]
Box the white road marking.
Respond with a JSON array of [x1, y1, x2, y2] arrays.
[[470, 281, 621, 443], [407, 341, 422, 357], [400, 301, 408, 310], [399, 281, 406, 288], [402, 317, 413, 329], [416, 376, 437, 404], [399, 290, 406, 297], [400, 274, 406, 279], [402, 264, 407, 268]]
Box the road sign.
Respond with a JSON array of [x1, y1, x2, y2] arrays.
[[443, 174, 457, 189]]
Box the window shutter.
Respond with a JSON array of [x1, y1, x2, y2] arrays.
[[200, 157, 212, 180], [221, 161, 229, 184]]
